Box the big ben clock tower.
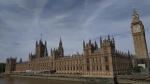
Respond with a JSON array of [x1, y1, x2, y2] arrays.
[[131, 8, 149, 59]]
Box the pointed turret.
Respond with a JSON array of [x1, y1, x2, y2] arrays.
[[128, 50, 131, 58], [95, 40, 98, 49], [108, 34, 110, 41], [133, 8, 138, 15], [100, 36, 102, 45], [128, 50, 130, 55], [89, 39, 91, 45], [45, 41, 47, 46], [112, 36, 115, 44], [59, 37, 62, 47], [54, 47, 55, 52], [19, 58, 22, 63], [36, 41, 38, 45], [58, 37, 64, 57], [51, 48, 52, 53], [104, 38, 106, 43], [132, 8, 140, 22], [83, 40, 85, 48]]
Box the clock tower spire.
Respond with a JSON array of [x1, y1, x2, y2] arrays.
[[131, 8, 149, 59]]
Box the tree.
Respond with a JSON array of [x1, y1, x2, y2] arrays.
[[0, 63, 6, 73], [132, 66, 143, 73]]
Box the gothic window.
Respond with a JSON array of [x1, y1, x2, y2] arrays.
[[86, 58, 89, 63], [105, 56, 108, 62], [96, 58, 98, 63], [100, 65, 102, 70], [93, 66, 95, 71], [106, 65, 109, 70], [87, 66, 90, 71], [96, 66, 98, 70], [99, 57, 101, 63], [80, 66, 82, 70]]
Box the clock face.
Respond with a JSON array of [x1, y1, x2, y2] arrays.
[[133, 25, 141, 33]]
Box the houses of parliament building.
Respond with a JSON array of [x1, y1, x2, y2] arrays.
[[5, 8, 150, 78]]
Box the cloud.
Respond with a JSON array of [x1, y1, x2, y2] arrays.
[[0, 0, 150, 63]]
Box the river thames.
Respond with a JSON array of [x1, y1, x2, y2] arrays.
[[0, 77, 102, 84]]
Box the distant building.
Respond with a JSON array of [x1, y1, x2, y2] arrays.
[[5, 8, 149, 78], [70, 52, 80, 56]]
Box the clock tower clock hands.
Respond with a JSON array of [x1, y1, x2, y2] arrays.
[[133, 25, 141, 33]]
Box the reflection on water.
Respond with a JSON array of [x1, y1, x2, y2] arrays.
[[0, 77, 100, 84]]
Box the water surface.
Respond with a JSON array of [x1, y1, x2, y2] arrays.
[[0, 77, 101, 84]]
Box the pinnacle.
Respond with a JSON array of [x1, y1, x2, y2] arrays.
[[133, 8, 138, 15]]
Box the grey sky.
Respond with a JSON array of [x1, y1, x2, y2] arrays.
[[0, 0, 150, 63]]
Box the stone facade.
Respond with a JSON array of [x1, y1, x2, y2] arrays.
[[5, 57, 16, 74], [131, 8, 149, 59], [5, 36, 132, 78]]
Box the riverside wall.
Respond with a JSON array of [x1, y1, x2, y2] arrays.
[[5, 73, 115, 84], [117, 75, 150, 84]]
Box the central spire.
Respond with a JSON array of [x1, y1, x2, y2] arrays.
[[59, 37, 62, 47], [132, 3, 137, 15], [132, 5, 140, 22], [133, 8, 138, 15]]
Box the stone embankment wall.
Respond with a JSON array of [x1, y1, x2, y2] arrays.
[[7, 73, 115, 84], [117, 75, 150, 84]]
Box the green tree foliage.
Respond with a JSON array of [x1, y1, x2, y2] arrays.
[[0, 63, 5, 73], [133, 66, 143, 73]]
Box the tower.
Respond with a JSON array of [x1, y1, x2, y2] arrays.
[[5, 57, 16, 74], [83, 39, 97, 55], [131, 8, 148, 58], [100, 35, 115, 55], [58, 37, 64, 57], [35, 34, 48, 58]]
